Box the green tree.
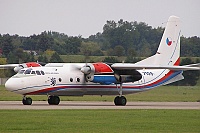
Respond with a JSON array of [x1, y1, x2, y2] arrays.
[[79, 41, 103, 56], [113, 45, 125, 56], [37, 32, 54, 52], [125, 57, 142, 63], [175, 58, 200, 86], [38, 55, 49, 63], [1, 34, 14, 57], [103, 56, 120, 63], [49, 52, 63, 63]]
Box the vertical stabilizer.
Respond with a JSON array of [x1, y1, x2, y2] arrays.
[[135, 16, 181, 66]]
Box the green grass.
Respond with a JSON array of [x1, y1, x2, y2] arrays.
[[60, 55, 127, 62], [0, 110, 199, 133], [60, 55, 200, 63], [0, 85, 200, 102]]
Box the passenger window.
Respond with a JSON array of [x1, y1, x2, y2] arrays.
[[36, 70, 41, 75], [70, 78, 73, 82], [77, 78, 80, 82], [31, 71, 36, 74]]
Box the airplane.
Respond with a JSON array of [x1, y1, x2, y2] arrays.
[[2, 16, 200, 106]]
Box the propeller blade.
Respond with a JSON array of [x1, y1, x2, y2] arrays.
[[80, 66, 91, 74]]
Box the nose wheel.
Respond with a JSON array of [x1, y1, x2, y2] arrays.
[[22, 96, 32, 105]]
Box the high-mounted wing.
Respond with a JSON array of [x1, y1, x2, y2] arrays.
[[0, 62, 41, 72], [0, 64, 19, 69], [111, 63, 200, 71]]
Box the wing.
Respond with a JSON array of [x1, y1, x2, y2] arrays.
[[183, 63, 200, 67], [0, 62, 42, 72], [0, 64, 19, 69], [111, 63, 200, 71]]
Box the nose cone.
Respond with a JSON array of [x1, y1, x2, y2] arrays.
[[5, 78, 17, 92]]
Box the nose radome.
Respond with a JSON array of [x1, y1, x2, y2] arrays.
[[5, 78, 16, 92]]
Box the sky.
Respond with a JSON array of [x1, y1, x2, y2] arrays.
[[0, 0, 200, 38]]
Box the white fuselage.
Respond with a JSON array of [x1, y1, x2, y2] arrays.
[[5, 63, 183, 96]]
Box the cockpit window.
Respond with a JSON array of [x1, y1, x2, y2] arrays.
[[31, 71, 36, 74], [24, 69, 32, 74], [18, 69, 45, 76], [41, 71, 45, 75], [36, 70, 41, 75]]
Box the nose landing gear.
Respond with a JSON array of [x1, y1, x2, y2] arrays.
[[22, 95, 60, 105], [22, 96, 32, 105]]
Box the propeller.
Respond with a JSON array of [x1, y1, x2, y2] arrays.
[[13, 65, 24, 73], [80, 66, 91, 74]]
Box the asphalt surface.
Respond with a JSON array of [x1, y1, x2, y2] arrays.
[[0, 101, 199, 110]]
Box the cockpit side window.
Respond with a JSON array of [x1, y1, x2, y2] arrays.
[[36, 70, 41, 75], [18, 69, 45, 76], [41, 71, 45, 75], [24, 69, 32, 74], [31, 71, 36, 74]]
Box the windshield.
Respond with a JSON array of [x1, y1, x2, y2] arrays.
[[18, 68, 45, 75]]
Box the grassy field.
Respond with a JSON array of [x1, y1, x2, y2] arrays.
[[60, 55, 127, 62], [0, 85, 200, 102], [1, 85, 200, 133], [60, 55, 200, 63], [0, 56, 199, 133], [0, 109, 199, 133]]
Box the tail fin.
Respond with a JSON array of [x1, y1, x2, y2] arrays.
[[135, 16, 181, 66]]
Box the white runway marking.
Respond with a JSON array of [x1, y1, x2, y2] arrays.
[[0, 101, 199, 110]]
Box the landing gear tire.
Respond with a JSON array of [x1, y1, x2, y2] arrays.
[[114, 96, 127, 106], [48, 96, 60, 105], [22, 97, 32, 105]]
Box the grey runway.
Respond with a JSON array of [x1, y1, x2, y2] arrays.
[[0, 101, 199, 110]]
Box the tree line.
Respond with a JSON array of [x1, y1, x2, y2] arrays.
[[0, 19, 199, 85], [1, 19, 200, 60]]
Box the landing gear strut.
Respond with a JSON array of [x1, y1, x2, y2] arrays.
[[48, 96, 60, 105], [22, 96, 32, 105], [114, 83, 127, 106]]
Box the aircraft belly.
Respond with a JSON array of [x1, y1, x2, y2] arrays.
[[48, 86, 140, 96]]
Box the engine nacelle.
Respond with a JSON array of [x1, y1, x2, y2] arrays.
[[80, 62, 142, 84], [114, 74, 142, 83], [92, 75, 117, 85], [14, 62, 41, 73], [114, 70, 142, 83], [81, 62, 114, 81]]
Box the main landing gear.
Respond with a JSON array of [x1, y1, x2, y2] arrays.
[[48, 96, 60, 105], [114, 96, 127, 106], [22, 95, 60, 105], [114, 83, 127, 106]]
